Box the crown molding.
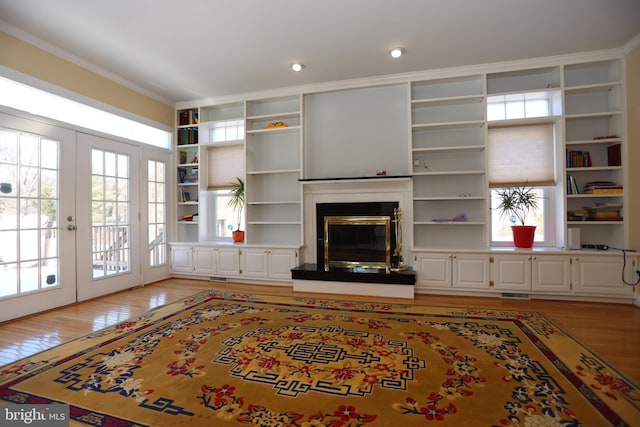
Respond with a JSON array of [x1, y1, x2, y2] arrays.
[[624, 33, 640, 54], [0, 22, 173, 106]]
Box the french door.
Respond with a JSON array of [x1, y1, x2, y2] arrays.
[[0, 113, 77, 321], [0, 111, 169, 320], [76, 133, 141, 301]]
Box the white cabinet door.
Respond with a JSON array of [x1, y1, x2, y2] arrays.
[[415, 254, 452, 289], [217, 248, 240, 277], [241, 248, 296, 281], [170, 245, 193, 273], [492, 255, 531, 292], [573, 256, 635, 297], [193, 246, 217, 274], [242, 249, 269, 279], [268, 249, 297, 281], [531, 255, 571, 294], [453, 255, 490, 290]]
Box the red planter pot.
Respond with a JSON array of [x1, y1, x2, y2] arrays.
[[232, 230, 245, 243], [511, 225, 536, 248]]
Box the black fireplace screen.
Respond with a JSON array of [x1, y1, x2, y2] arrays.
[[324, 216, 390, 270], [316, 202, 398, 271]]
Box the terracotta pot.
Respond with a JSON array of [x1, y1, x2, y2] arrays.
[[511, 225, 536, 248], [232, 230, 245, 243]]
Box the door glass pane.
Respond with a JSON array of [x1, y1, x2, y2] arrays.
[[91, 148, 130, 278], [0, 128, 61, 297], [147, 160, 166, 267]]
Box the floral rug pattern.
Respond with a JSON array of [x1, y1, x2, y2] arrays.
[[1, 290, 638, 426]]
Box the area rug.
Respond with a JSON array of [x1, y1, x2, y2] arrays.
[[1, 290, 638, 426]]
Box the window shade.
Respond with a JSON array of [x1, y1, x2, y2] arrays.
[[206, 145, 245, 189], [487, 123, 555, 187]]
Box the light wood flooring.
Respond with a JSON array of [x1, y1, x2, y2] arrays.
[[0, 278, 638, 383]]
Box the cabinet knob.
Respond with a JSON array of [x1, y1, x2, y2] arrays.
[[489, 281, 494, 287], [489, 257, 494, 263]]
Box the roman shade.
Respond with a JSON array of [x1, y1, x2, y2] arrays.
[[487, 123, 555, 187], [206, 145, 245, 189]]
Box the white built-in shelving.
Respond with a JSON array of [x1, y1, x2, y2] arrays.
[[245, 96, 303, 245], [410, 75, 487, 249], [563, 59, 625, 249]]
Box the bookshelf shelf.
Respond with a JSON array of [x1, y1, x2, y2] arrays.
[[412, 120, 484, 131], [411, 95, 484, 107], [412, 145, 484, 153], [413, 170, 484, 176]]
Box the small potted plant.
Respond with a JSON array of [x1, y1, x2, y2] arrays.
[[228, 177, 245, 242], [495, 184, 539, 248]]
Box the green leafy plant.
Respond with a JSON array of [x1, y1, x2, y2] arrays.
[[495, 184, 539, 226], [228, 177, 245, 231]]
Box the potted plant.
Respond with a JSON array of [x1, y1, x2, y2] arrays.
[[228, 177, 245, 242], [495, 184, 539, 248]]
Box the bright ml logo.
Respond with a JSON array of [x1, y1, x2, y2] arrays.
[[1, 405, 69, 426]]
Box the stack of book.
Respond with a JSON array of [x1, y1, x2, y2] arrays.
[[567, 209, 586, 221], [582, 181, 623, 194], [584, 202, 623, 221]]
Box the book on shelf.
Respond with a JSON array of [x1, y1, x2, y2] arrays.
[[607, 143, 621, 166], [566, 150, 592, 168], [178, 109, 199, 126], [179, 213, 199, 222], [582, 181, 622, 194], [566, 175, 579, 195], [177, 128, 198, 145], [180, 188, 191, 202], [584, 207, 622, 221]]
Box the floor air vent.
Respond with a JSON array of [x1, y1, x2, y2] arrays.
[[500, 293, 530, 300], [209, 277, 228, 282]]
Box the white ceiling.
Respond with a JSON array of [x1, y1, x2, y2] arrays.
[[1, 0, 639, 105]]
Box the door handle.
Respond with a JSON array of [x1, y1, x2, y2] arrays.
[[67, 224, 77, 231]]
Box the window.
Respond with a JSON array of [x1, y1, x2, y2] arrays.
[[490, 187, 555, 245], [487, 91, 561, 122], [0, 76, 171, 149], [209, 189, 244, 239], [487, 113, 559, 246], [148, 160, 166, 267], [206, 145, 245, 240]]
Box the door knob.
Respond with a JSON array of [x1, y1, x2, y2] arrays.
[[67, 224, 77, 231]]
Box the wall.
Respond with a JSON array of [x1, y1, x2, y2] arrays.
[[626, 43, 639, 251], [0, 31, 174, 127]]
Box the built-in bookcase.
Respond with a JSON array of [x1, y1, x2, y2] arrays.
[[410, 75, 487, 249], [174, 55, 628, 254], [245, 95, 302, 245], [176, 108, 200, 242], [563, 59, 625, 249]]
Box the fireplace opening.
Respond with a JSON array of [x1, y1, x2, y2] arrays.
[[317, 202, 398, 272]]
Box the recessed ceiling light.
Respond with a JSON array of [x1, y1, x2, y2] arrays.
[[389, 47, 405, 59], [291, 63, 304, 72]]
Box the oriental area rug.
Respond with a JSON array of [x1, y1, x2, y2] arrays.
[[1, 290, 638, 426]]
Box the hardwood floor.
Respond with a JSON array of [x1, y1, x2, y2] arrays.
[[0, 278, 638, 383]]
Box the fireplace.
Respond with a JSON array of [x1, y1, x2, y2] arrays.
[[292, 178, 416, 299], [316, 202, 398, 272]]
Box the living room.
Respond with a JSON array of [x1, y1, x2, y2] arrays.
[[0, 2, 639, 424]]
